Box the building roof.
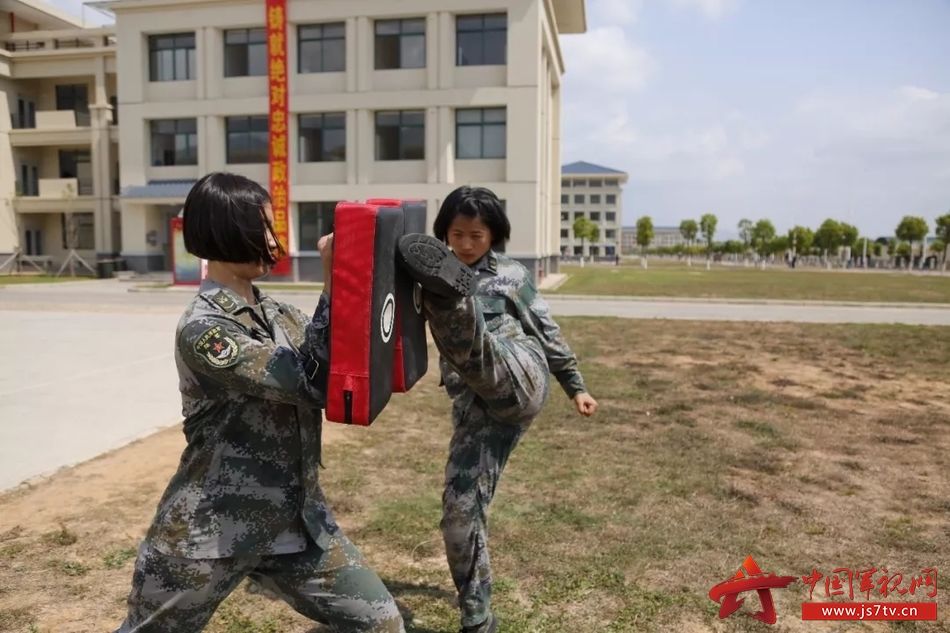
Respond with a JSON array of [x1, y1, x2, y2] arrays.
[[122, 179, 195, 201], [1, 0, 83, 29], [552, 0, 586, 34], [562, 161, 628, 176]]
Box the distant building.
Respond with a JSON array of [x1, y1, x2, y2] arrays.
[[620, 224, 685, 254], [560, 160, 627, 258]]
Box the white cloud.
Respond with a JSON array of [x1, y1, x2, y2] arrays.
[[666, 0, 740, 20], [560, 26, 654, 93], [588, 0, 644, 26]]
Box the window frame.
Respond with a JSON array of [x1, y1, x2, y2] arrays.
[[375, 110, 425, 161], [456, 13, 507, 66], [148, 32, 196, 82], [225, 115, 270, 164], [224, 27, 267, 78], [455, 107, 506, 159], [150, 118, 198, 166], [374, 18, 426, 70], [298, 22, 346, 73], [298, 112, 347, 163]]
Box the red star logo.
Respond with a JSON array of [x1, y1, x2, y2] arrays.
[[212, 341, 225, 353]]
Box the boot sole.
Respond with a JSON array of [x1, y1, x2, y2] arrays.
[[399, 236, 475, 298]]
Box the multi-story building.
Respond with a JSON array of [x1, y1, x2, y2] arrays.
[[620, 224, 688, 254], [559, 160, 626, 258], [0, 0, 119, 272], [102, 0, 585, 280]]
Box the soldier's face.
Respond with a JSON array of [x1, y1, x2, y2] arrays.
[[447, 215, 493, 266]]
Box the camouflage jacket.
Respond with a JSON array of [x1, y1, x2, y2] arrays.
[[146, 280, 337, 559], [441, 251, 587, 400]]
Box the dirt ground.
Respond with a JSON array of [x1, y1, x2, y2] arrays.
[[1, 319, 948, 633]]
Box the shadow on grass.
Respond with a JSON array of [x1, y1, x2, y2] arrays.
[[382, 577, 456, 633]]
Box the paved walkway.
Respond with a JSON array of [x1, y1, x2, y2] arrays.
[[2, 278, 948, 491]]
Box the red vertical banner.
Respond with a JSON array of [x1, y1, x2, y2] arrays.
[[267, 0, 291, 276]]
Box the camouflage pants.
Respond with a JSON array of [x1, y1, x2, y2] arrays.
[[115, 533, 404, 633], [426, 295, 550, 627]]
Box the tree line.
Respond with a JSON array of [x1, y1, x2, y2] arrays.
[[629, 213, 950, 269]]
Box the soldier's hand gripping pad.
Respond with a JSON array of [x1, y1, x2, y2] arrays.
[[366, 199, 428, 392], [327, 202, 403, 425]]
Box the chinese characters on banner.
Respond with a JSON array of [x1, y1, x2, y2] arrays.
[[267, 0, 290, 276]]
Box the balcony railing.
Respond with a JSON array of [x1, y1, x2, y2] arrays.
[[2, 28, 115, 54], [16, 178, 94, 198], [11, 110, 91, 129]]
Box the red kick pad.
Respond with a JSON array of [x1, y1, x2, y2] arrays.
[[366, 199, 428, 392], [327, 202, 403, 425]]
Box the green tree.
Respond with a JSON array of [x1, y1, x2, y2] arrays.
[[738, 219, 753, 248], [895, 216, 929, 269], [788, 226, 814, 255], [636, 216, 654, 268], [839, 223, 860, 251], [854, 237, 875, 265], [679, 219, 698, 265], [572, 216, 596, 259], [700, 214, 718, 257], [813, 219, 844, 262], [750, 219, 776, 260], [935, 213, 950, 270]]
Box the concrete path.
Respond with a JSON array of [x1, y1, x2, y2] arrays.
[[2, 278, 948, 492]]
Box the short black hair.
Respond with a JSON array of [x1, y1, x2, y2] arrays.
[[433, 186, 510, 248], [183, 172, 285, 265]]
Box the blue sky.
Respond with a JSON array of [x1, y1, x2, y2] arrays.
[[53, 0, 950, 239], [560, 0, 950, 238]]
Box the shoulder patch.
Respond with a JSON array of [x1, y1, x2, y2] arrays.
[[193, 325, 241, 368], [211, 291, 238, 313]]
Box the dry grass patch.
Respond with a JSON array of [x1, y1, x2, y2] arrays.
[[1, 320, 948, 632]]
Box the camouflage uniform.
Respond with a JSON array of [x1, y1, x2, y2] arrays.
[[425, 252, 587, 629], [116, 280, 404, 633]]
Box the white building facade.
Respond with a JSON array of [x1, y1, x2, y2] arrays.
[[559, 160, 626, 259], [0, 0, 119, 273], [103, 0, 586, 280]]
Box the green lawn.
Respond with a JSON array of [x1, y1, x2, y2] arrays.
[[0, 275, 92, 285], [553, 263, 950, 303]]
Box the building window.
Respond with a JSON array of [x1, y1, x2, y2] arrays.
[[456, 108, 505, 159], [591, 212, 601, 221], [226, 115, 269, 164], [606, 212, 616, 222], [605, 245, 616, 256], [375, 110, 424, 160], [560, 229, 568, 239], [605, 178, 618, 186], [561, 179, 570, 188], [299, 113, 346, 162], [61, 213, 95, 250], [590, 246, 600, 256], [606, 194, 617, 204], [149, 33, 196, 81], [56, 84, 89, 126], [574, 211, 584, 220], [574, 194, 584, 204], [573, 246, 582, 255], [590, 194, 601, 204], [560, 194, 568, 204], [456, 13, 506, 66], [109, 96, 118, 125], [225, 28, 267, 77], [151, 119, 197, 166], [299, 23, 345, 73], [573, 179, 586, 187], [374, 18, 425, 69], [589, 179, 603, 187], [561, 211, 569, 222], [298, 202, 336, 251]]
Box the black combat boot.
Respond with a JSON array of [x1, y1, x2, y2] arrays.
[[397, 233, 476, 299]]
